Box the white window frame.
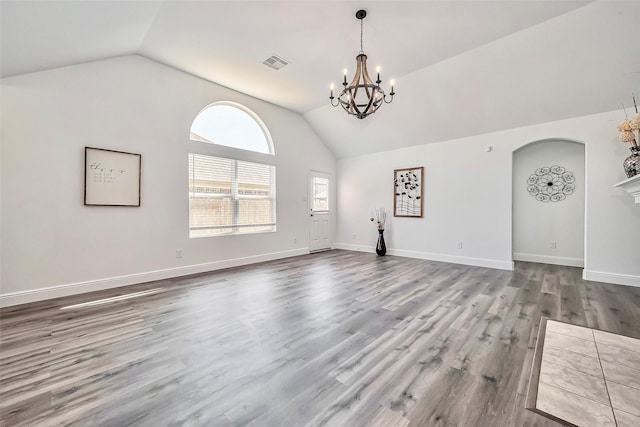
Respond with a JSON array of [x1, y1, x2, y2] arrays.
[[188, 101, 276, 238]]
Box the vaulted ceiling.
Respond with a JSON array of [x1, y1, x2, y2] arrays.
[[2, 1, 639, 158]]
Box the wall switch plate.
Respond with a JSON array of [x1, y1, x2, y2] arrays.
[[456, 241, 463, 249], [176, 249, 183, 258], [551, 241, 557, 249]]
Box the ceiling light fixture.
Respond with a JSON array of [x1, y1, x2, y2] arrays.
[[329, 9, 395, 119]]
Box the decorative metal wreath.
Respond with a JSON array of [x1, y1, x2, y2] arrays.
[[527, 165, 575, 202]]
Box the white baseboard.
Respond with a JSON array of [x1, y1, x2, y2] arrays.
[[513, 253, 584, 268], [333, 243, 377, 254], [582, 270, 640, 288], [0, 248, 309, 308], [334, 243, 514, 271]]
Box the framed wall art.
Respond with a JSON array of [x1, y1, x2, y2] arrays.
[[394, 166, 423, 217], [84, 147, 141, 206]]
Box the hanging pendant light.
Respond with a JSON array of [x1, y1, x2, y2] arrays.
[[329, 10, 395, 119]]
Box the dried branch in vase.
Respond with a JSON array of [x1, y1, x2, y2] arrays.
[[619, 93, 639, 148], [370, 207, 387, 230], [619, 97, 640, 177], [618, 116, 639, 148]]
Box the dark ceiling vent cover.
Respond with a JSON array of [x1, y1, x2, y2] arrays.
[[262, 54, 289, 70]]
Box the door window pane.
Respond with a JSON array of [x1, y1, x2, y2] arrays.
[[312, 177, 329, 211]]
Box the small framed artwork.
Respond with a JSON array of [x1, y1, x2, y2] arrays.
[[84, 147, 141, 206], [394, 166, 423, 217]]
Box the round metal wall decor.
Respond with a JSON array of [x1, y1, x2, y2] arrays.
[[527, 165, 575, 202]]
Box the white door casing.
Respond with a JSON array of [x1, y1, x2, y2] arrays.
[[309, 172, 331, 252]]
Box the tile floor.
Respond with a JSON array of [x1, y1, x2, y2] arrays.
[[531, 319, 640, 427]]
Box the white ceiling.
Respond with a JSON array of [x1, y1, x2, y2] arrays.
[[2, 1, 639, 158]]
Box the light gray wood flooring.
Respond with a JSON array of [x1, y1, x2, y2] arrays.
[[1, 250, 639, 426]]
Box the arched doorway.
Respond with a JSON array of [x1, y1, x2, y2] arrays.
[[512, 139, 585, 267]]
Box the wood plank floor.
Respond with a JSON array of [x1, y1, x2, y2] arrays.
[[1, 250, 639, 426]]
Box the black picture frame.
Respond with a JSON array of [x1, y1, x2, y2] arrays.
[[84, 147, 141, 206]]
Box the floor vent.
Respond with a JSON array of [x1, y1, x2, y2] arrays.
[[262, 54, 289, 70]]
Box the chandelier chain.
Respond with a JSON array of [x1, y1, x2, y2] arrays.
[[360, 18, 364, 54]]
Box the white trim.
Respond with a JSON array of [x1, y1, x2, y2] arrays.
[[513, 252, 584, 267], [334, 243, 514, 271], [308, 170, 334, 253], [582, 270, 640, 288], [613, 174, 640, 204], [0, 248, 308, 308], [190, 100, 276, 159], [333, 243, 377, 253]]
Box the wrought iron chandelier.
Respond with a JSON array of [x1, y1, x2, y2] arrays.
[[330, 9, 395, 119]]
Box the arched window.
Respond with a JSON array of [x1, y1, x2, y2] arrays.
[[188, 102, 276, 237], [190, 103, 274, 154]]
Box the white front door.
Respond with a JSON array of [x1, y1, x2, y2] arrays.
[[309, 173, 331, 252]]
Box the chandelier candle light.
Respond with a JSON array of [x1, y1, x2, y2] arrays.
[[329, 10, 395, 119]]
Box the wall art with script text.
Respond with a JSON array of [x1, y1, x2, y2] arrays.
[[84, 147, 141, 206]]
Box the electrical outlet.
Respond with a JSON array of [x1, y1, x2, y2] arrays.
[[293, 237, 297, 244], [551, 241, 557, 249], [352, 233, 356, 240], [176, 249, 183, 258], [456, 241, 463, 249]]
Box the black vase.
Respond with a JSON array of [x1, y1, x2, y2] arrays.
[[376, 229, 387, 256], [623, 146, 640, 178]]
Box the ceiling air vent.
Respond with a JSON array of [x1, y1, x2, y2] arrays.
[[262, 54, 289, 70]]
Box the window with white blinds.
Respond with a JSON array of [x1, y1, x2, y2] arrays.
[[189, 153, 276, 237]]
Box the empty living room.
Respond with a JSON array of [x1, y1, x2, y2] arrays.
[[1, 1, 639, 426]]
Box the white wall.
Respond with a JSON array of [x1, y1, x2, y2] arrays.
[[335, 110, 640, 287], [513, 140, 585, 267], [0, 55, 336, 306]]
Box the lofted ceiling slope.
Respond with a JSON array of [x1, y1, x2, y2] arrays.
[[2, 1, 639, 158]]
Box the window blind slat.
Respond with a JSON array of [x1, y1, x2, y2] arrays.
[[189, 153, 276, 237]]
